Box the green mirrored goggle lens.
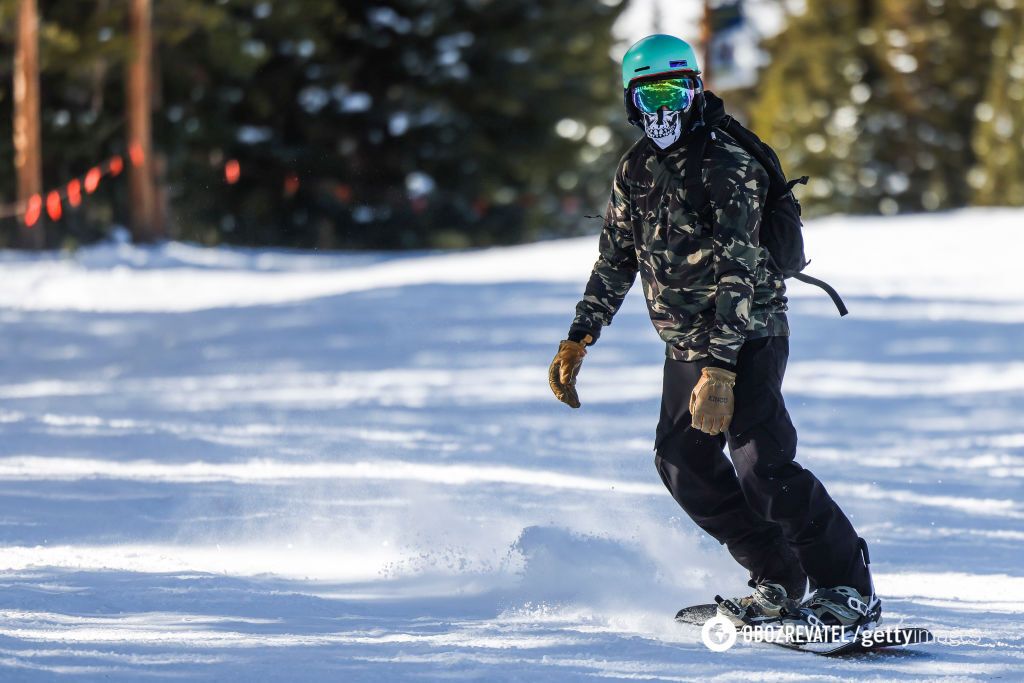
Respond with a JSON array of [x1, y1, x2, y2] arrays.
[[631, 78, 696, 114]]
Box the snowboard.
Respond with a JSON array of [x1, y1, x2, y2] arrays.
[[675, 603, 933, 656]]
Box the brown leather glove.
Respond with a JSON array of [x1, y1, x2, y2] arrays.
[[689, 366, 737, 435], [548, 335, 592, 409]]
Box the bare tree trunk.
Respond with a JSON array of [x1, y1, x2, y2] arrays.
[[14, 0, 44, 249], [126, 0, 162, 242]]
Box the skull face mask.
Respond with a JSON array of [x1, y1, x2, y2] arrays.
[[630, 76, 699, 149], [642, 109, 682, 149]]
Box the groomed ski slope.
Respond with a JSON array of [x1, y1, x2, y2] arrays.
[[0, 209, 1022, 681]]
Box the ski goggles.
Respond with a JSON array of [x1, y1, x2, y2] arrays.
[[630, 76, 699, 115]]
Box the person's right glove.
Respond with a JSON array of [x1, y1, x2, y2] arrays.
[[689, 366, 737, 435], [547, 335, 592, 409]]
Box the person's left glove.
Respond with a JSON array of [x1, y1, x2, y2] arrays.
[[548, 335, 592, 409], [689, 366, 737, 435]]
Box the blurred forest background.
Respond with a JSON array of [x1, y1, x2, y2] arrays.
[[0, 0, 1021, 250]]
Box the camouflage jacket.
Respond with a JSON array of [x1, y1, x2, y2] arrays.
[[570, 127, 789, 367]]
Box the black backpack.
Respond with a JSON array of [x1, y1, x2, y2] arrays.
[[683, 115, 848, 316]]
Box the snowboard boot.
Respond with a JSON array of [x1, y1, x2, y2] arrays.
[[714, 581, 802, 627], [795, 586, 882, 634]]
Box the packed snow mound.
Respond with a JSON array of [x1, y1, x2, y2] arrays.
[[505, 525, 715, 612]]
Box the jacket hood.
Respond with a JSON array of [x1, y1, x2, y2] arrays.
[[701, 90, 728, 128]]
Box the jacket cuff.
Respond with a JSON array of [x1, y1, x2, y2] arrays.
[[568, 325, 600, 345], [706, 354, 737, 371]]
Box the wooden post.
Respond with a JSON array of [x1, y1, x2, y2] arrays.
[[700, 0, 712, 90], [126, 0, 162, 242], [13, 0, 44, 249]]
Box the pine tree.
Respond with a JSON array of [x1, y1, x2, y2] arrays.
[[0, 0, 629, 249], [154, 0, 629, 249], [292, 0, 630, 249], [972, 5, 1024, 205], [751, 1, 879, 216], [751, 0, 1000, 217], [877, 0, 999, 211]]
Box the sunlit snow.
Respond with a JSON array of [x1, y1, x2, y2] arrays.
[[0, 209, 1022, 680]]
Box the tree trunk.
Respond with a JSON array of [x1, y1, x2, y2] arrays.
[[126, 0, 162, 242], [13, 0, 44, 249]]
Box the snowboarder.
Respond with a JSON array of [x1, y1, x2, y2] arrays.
[[548, 34, 880, 631]]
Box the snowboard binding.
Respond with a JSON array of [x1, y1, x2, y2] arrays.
[[713, 582, 801, 627]]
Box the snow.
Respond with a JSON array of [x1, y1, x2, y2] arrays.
[[0, 208, 1022, 680]]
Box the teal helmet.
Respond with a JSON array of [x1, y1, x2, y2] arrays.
[[621, 34, 703, 127], [622, 34, 701, 90]]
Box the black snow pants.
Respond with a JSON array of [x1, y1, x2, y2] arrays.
[[654, 336, 872, 598]]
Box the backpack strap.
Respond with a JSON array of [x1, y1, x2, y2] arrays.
[[786, 176, 809, 192], [683, 126, 714, 223], [791, 271, 849, 316], [718, 117, 791, 201]]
